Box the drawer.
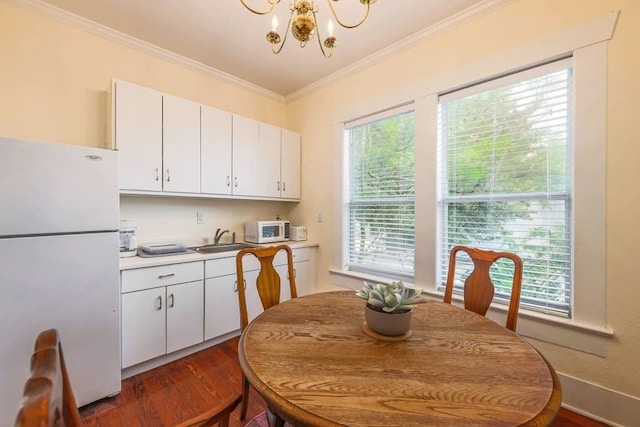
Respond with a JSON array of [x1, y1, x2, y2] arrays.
[[292, 247, 310, 263], [205, 256, 237, 278], [122, 261, 203, 293]]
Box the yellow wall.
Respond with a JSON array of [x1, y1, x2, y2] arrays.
[[0, 2, 287, 147], [288, 0, 640, 402], [0, 1, 297, 243], [3, 0, 639, 414]]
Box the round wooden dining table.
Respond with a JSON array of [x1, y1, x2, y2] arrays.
[[238, 290, 561, 427]]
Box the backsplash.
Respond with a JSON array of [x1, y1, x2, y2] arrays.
[[120, 195, 298, 247]]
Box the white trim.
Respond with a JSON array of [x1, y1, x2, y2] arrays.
[[332, 11, 619, 124], [332, 11, 618, 356], [286, 0, 518, 103], [557, 373, 640, 427], [6, 0, 285, 103]]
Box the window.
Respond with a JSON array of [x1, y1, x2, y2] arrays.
[[437, 60, 573, 316], [343, 105, 415, 279]]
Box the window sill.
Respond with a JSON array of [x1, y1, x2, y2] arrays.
[[329, 268, 614, 356]]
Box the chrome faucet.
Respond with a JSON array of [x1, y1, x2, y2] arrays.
[[213, 228, 229, 245]]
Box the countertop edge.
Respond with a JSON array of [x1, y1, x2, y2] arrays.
[[120, 241, 319, 270]]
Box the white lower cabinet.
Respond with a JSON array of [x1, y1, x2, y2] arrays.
[[121, 287, 166, 368], [121, 262, 204, 368], [203, 248, 313, 341]]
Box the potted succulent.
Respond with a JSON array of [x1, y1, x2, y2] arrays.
[[356, 281, 429, 337]]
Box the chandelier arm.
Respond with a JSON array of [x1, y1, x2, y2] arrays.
[[325, 0, 371, 29], [240, 0, 280, 15], [312, 10, 334, 58], [271, 10, 295, 54]]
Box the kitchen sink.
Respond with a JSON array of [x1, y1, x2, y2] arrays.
[[189, 243, 255, 254]]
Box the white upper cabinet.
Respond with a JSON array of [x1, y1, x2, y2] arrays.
[[113, 79, 301, 201], [114, 80, 163, 191], [201, 106, 233, 195], [259, 122, 284, 199], [281, 129, 301, 200], [162, 95, 201, 193]]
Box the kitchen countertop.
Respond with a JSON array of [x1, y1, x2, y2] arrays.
[[120, 241, 318, 270]]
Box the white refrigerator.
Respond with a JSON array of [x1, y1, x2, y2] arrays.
[[0, 137, 121, 425]]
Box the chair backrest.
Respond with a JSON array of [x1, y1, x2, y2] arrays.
[[15, 328, 82, 427], [444, 245, 524, 331], [236, 245, 298, 331]]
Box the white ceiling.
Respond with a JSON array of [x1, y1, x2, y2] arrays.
[[30, 0, 494, 97]]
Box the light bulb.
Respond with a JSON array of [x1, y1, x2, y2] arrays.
[[328, 19, 334, 37], [272, 14, 278, 32]]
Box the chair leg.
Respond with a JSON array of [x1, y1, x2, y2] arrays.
[[240, 374, 250, 420]]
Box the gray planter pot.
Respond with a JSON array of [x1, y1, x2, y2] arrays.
[[364, 304, 413, 336]]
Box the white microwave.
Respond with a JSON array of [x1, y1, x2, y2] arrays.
[[245, 220, 290, 244]]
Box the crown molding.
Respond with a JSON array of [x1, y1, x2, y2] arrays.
[[285, 0, 517, 103], [6, 0, 286, 103]]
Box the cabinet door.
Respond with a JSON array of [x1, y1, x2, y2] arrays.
[[114, 80, 162, 191], [162, 95, 201, 193], [232, 115, 259, 196], [258, 123, 283, 198], [121, 288, 166, 368], [242, 269, 265, 323], [274, 264, 292, 303], [204, 275, 241, 340], [201, 106, 233, 195], [166, 280, 204, 354], [293, 260, 311, 296], [281, 129, 301, 199]]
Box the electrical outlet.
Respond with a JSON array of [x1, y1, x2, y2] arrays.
[[197, 212, 205, 224]]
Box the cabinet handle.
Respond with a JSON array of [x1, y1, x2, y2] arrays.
[[234, 177, 238, 188], [233, 279, 247, 292], [277, 181, 280, 191], [157, 296, 162, 310], [155, 168, 159, 181], [158, 273, 175, 279], [226, 176, 230, 187], [166, 169, 171, 182], [169, 293, 175, 308], [293, 268, 297, 278], [282, 181, 286, 192]]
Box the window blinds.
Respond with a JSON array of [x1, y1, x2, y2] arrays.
[[344, 105, 415, 279], [438, 60, 573, 316]]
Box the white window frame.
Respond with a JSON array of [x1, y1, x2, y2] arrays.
[[331, 12, 617, 355], [342, 104, 416, 280]]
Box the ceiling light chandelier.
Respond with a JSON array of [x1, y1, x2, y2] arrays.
[[239, 0, 376, 58]]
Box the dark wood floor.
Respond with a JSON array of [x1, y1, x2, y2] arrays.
[[80, 337, 608, 426]]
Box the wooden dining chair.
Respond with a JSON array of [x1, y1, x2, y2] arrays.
[[236, 244, 298, 420], [15, 329, 242, 427], [444, 245, 524, 332]]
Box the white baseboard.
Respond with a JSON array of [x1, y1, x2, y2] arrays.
[[558, 372, 640, 427]]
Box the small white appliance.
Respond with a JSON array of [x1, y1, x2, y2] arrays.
[[0, 136, 121, 426], [119, 219, 138, 257], [289, 225, 307, 241], [245, 220, 290, 244]]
